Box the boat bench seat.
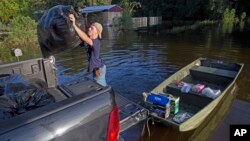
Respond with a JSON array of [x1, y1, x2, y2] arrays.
[[189, 66, 237, 85], [167, 82, 214, 98], [167, 82, 198, 96], [190, 66, 237, 79], [166, 83, 212, 108]]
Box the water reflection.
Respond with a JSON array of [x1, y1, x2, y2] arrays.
[[222, 23, 234, 34]]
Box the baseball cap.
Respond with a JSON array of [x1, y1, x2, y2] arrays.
[[91, 22, 103, 39]]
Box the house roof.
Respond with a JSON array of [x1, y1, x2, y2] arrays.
[[82, 4, 122, 13]]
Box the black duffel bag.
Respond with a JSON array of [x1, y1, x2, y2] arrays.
[[37, 5, 85, 58]]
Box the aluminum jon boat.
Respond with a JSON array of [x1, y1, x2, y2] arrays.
[[143, 58, 244, 131]]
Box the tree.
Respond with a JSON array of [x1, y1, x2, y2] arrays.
[[118, 0, 141, 29], [5, 15, 38, 49], [0, 0, 40, 24], [120, 0, 141, 16], [1, 15, 40, 62], [210, 0, 230, 19], [0, 0, 19, 24]]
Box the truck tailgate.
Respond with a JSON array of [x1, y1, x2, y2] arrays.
[[60, 79, 148, 133], [115, 94, 148, 132]]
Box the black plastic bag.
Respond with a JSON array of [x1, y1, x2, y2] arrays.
[[0, 74, 55, 121], [7, 87, 55, 113], [0, 74, 30, 95], [37, 5, 86, 58], [0, 96, 17, 120]]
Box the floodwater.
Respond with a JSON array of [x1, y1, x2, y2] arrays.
[[54, 23, 250, 141]]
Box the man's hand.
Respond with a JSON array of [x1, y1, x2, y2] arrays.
[[69, 14, 76, 26], [94, 68, 101, 77], [69, 14, 93, 46]]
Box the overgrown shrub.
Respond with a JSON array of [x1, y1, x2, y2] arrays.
[[118, 0, 141, 30], [0, 15, 40, 63], [5, 15, 37, 48], [222, 8, 247, 33], [223, 8, 237, 24]]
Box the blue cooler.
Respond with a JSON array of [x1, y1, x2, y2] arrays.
[[146, 93, 170, 107]]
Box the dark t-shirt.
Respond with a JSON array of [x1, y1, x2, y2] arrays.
[[87, 39, 104, 72]]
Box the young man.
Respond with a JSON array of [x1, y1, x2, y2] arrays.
[[69, 14, 107, 86]]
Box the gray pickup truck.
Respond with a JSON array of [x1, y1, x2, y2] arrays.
[[0, 57, 147, 141]]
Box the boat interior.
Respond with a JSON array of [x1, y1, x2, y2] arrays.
[[158, 59, 241, 123]]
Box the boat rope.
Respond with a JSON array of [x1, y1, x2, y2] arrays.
[[144, 116, 153, 137], [147, 117, 151, 137]]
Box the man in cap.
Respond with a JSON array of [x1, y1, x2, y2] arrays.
[[69, 14, 107, 86]]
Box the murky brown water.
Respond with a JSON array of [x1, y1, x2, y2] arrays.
[[54, 24, 250, 141]]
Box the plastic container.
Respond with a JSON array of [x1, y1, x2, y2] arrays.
[[170, 96, 180, 115], [201, 87, 221, 99], [181, 83, 192, 93], [146, 93, 170, 107], [192, 84, 205, 93], [165, 102, 171, 118]]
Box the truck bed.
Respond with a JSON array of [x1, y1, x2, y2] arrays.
[[0, 57, 148, 141]]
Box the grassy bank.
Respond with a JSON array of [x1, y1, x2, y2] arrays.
[[0, 15, 41, 64]]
